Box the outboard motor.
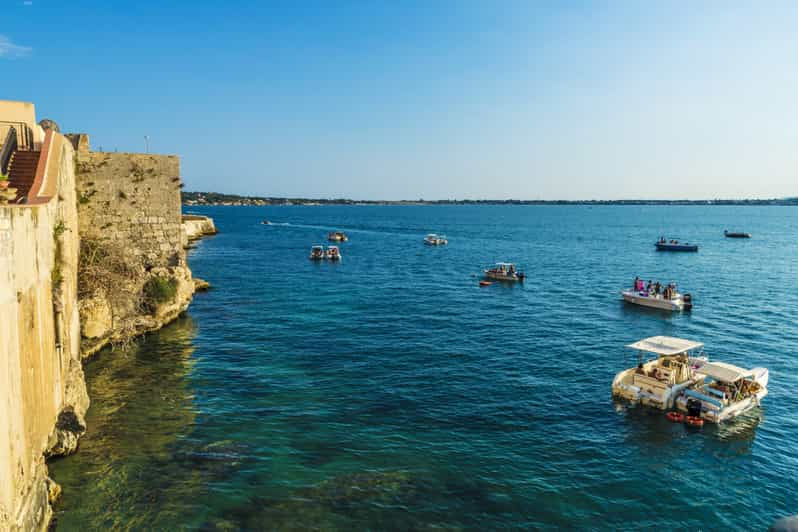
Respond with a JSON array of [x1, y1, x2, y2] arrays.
[[686, 397, 702, 418], [683, 293, 693, 311]]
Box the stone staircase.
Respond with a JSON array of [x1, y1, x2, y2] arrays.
[[6, 150, 40, 202]]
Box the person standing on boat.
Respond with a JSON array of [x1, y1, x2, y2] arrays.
[[633, 276, 640, 290], [646, 280, 652, 293]]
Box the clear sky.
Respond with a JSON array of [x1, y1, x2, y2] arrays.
[[3, 1, 796, 200]]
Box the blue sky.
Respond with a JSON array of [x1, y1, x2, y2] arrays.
[[3, 1, 797, 200]]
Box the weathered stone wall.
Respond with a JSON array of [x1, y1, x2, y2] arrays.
[[69, 134, 194, 355], [72, 136, 184, 267], [0, 132, 87, 531]]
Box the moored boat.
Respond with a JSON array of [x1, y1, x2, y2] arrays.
[[724, 230, 751, 238], [484, 262, 525, 282], [675, 362, 768, 424], [655, 237, 698, 252], [621, 279, 692, 311], [309, 245, 325, 260], [328, 231, 349, 242], [325, 245, 342, 261], [612, 336, 708, 410], [424, 233, 448, 245]]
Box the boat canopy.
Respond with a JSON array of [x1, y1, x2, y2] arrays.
[[493, 262, 514, 267], [626, 336, 704, 356], [699, 361, 750, 383]]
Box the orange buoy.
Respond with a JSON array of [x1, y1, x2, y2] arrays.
[[685, 415, 704, 427], [479, 281, 492, 287], [666, 411, 684, 423]]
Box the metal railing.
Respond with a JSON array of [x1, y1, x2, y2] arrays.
[[0, 120, 34, 151], [0, 126, 17, 175]]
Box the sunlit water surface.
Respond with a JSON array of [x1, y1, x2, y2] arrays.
[[50, 205, 798, 530]]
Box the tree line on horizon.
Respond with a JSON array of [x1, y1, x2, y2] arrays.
[[181, 191, 798, 206]]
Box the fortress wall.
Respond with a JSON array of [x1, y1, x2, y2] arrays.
[[0, 133, 86, 531]]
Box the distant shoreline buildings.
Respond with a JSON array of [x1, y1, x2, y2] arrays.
[[182, 191, 798, 207]]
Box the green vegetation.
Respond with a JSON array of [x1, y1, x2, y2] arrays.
[[51, 222, 68, 287], [142, 276, 178, 313], [0, 171, 9, 182]]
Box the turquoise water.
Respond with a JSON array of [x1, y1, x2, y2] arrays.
[[50, 205, 798, 529]]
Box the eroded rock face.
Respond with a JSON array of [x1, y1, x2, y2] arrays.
[[46, 407, 87, 457], [193, 278, 211, 291], [80, 295, 113, 339]]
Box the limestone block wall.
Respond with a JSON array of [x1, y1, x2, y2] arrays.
[[73, 136, 184, 268], [0, 133, 86, 531], [69, 134, 194, 354]]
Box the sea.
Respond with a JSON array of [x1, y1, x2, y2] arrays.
[[49, 205, 798, 530]]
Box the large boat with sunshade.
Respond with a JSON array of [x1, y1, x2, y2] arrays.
[[675, 362, 768, 423], [612, 336, 708, 410]]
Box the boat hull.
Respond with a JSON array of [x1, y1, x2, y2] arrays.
[[655, 243, 698, 252], [621, 290, 686, 311], [612, 367, 702, 410], [484, 271, 523, 282], [675, 389, 767, 424]]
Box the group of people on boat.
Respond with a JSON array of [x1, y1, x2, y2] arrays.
[[658, 237, 681, 245], [633, 276, 677, 299]]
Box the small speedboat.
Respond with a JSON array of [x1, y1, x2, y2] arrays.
[[261, 220, 271, 225], [612, 336, 708, 410], [621, 286, 692, 311], [309, 245, 325, 261], [484, 263, 525, 282], [655, 239, 698, 252], [675, 362, 768, 424], [325, 245, 342, 261], [328, 231, 348, 242], [424, 233, 448, 245], [724, 230, 751, 238]]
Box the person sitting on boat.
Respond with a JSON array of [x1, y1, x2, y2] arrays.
[[654, 281, 661, 296], [635, 363, 646, 376], [509, 264, 515, 275]]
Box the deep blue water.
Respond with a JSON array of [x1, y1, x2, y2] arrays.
[[51, 205, 798, 530]]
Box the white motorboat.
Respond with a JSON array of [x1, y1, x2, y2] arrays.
[[612, 336, 708, 410], [325, 245, 342, 261], [675, 362, 768, 424], [309, 245, 325, 261], [424, 233, 448, 245], [621, 288, 692, 311], [484, 262, 525, 282], [328, 231, 348, 242]]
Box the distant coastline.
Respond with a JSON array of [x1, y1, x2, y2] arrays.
[[183, 191, 798, 207]]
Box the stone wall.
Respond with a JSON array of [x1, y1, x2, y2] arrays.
[[0, 132, 87, 531], [69, 134, 194, 355]]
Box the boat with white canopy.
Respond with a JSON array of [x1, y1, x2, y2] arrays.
[[325, 245, 342, 261], [675, 361, 768, 423], [612, 336, 708, 410], [309, 245, 325, 260]]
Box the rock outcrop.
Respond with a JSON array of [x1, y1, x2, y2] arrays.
[[183, 214, 218, 243]]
